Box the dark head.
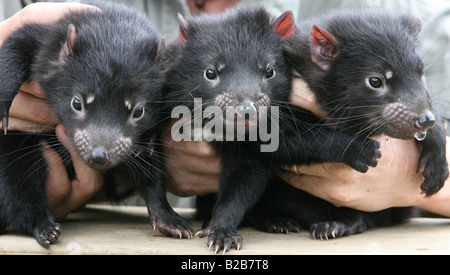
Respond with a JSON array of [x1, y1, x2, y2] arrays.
[[168, 7, 294, 130], [37, 13, 165, 170], [289, 10, 435, 139]]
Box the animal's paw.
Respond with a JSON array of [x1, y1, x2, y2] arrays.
[[345, 138, 381, 173], [196, 228, 243, 254], [310, 221, 364, 240], [258, 218, 301, 234], [418, 150, 449, 197], [34, 222, 62, 248], [151, 211, 193, 239]]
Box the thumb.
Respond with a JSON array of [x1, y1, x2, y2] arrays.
[[42, 140, 71, 208], [290, 78, 327, 117], [55, 124, 104, 209]]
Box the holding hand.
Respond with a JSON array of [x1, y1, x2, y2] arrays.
[[3, 3, 448, 220], [43, 125, 103, 221], [162, 121, 220, 197], [284, 78, 450, 216], [1, 2, 103, 221]]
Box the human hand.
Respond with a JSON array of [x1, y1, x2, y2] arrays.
[[0, 3, 103, 220], [1, 2, 99, 132], [279, 138, 425, 212], [281, 78, 426, 212], [43, 125, 104, 221], [289, 77, 327, 117], [0, 2, 99, 44], [162, 120, 220, 197], [160, 79, 328, 197]]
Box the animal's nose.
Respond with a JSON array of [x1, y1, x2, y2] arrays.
[[89, 147, 111, 167], [239, 101, 257, 118], [415, 110, 436, 131]]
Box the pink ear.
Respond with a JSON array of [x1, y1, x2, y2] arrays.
[[408, 16, 422, 36], [311, 25, 339, 71], [272, 11, 295, 39], [178, 13, 188, 46], [59, 24, 77, 63]]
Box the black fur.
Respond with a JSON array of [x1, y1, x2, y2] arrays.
[[0, 0, 192, 247], [248, 10, 449, 240], [163, 6, 381, 253]]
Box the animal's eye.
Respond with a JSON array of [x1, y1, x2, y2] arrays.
[[368, 77, 383, 89], [265, 67, 275, 79], [71, 97, 83, 112], [204, 69, 217, 80], [133, 106, 145, 120]]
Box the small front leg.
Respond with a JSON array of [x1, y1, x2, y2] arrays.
[[133, 147, 193, 239], [417, 121, 449, 196], [142, 185, 193, 239], [33, 216, 62, 248], [339, 136, 381, 173], [276, 125, 381, 173], [196, 161, 272, 254], [0, 133, 61, 248], [0, 25, 44, 134], [196, 226, 243, 254], [148, 208, 193, 239]]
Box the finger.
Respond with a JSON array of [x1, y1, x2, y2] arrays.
[[166, 153, 221, 175], [166, 172, 220, 197], [8, 90, 56, 132], [55, 124, 103, 210], [278, 171, 327, 198], [290, 78, 327, 117], [56, 124, 103, 193], [20, 78, 45, 98], [0, 3, 100, 46], [187, 155, 221, 174], [280, 171, 352, 210], [284, 162, 355, 178], [165, 139, 216, 157], [19, 3, 101, 24], [42, 141, 71, 208], [162, 119, 217, 157]]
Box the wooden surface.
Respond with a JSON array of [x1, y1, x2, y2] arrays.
[[1, 204, 450, 255]]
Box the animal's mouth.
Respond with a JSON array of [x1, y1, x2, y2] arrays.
[[382, 103, 435, 141], [87, 160, 113, 170], [89, 162, 112, 171], [224, 109, 259, 128], [383, 127, 428, 141], [382, 124, 420, 140], [215, 92, 270, 129], [74, 129, 133, 170], [226, 117, 250, 126]]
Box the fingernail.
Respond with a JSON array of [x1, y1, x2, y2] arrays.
[[290, 165, 299, 174]]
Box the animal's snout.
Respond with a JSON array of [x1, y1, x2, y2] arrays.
[[239, 101, 257, 118], [381, 103, 437, 139], [215, 92, 270, 112], [89, 147, 111, 168], [74, 129, 133, 170], [415, 110, 436, 131]]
